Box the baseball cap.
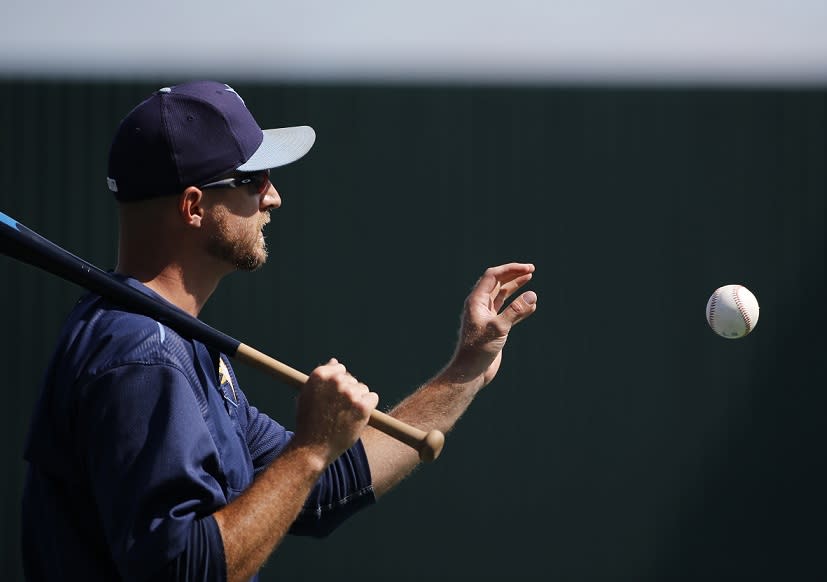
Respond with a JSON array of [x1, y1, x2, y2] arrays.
[[106, 80, 315, 202]]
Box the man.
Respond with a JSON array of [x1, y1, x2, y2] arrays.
[[21, 80, 538, 581]]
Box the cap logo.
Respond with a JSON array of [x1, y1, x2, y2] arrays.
[[106, 177, 118, 192]]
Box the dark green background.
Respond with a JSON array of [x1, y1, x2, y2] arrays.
[[1, 80, 825, 580]]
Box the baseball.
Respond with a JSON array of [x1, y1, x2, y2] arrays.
[[705, 284, 760, 339]]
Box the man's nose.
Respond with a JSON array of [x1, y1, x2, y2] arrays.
[[262, 182, 281, 209]]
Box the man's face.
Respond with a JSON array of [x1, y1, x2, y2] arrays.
[[202, 171, 280, 271]]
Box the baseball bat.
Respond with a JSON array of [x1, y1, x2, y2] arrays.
[[0, 211, 445, 462]]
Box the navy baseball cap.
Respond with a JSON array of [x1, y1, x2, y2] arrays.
[[107, 80, 315, 202]]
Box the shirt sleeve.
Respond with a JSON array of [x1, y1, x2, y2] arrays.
[[243, 400, 376, 538], [76, 363, 228, 582], [291, 439, 377, 538], [244, 403, 290, 478]]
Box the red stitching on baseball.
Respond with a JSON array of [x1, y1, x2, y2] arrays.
[[708, 293, 717, 326], [732, 286, 752, 333]]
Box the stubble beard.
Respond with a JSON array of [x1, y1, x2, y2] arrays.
[[207, 209, 270, 272]]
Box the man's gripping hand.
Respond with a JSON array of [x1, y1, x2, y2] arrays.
[[292, 358, 379, 467]]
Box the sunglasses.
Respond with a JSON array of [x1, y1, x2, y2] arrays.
[[199, 169, 271, 195]]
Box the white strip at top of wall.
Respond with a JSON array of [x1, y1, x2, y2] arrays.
[[1, 0, 825, 84]]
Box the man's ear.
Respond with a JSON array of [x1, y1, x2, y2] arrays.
[[179, 187, 206, 227]]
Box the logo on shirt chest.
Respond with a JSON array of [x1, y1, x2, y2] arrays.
[[218, 357, 238, 404]]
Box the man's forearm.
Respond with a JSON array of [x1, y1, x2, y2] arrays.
[[212, 443, 329, 582], [361, 367, 486, 497]]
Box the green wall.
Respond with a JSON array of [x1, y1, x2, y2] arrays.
[[1, 80, 825, 580]]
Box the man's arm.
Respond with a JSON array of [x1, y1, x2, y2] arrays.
[[360, 263, 538, 496], [213, 359, 378, 582], [214, 262, 536, 579]]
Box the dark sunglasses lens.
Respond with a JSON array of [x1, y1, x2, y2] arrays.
[[256, 172, 269, 193], [249, 171, 269, 194]]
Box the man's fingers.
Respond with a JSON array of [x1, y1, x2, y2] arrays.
[[491, 273, 534, 312], [470, 263, 535, 308], [343, 380, 378, 418], [311, 359, 347, 382], [497, 290, 539, 328], [319, 361, 377, 406], [475, 263, 535, 293], [360, 390, 380, 412]]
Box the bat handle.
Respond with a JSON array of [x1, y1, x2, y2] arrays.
[[235, 344, 445, 462], [367, 411, 445, 463]]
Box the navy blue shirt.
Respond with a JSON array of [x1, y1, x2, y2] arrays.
[[22, 278, 375, 581]]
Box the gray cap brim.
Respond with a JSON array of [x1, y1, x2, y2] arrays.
[[237, 125, 316, 172]]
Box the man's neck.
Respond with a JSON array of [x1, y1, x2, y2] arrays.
[[116, 197, 231, 317], [116, 259, 225, 317]]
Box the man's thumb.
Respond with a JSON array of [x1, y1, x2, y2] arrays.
[[501, 291, 538, 326]]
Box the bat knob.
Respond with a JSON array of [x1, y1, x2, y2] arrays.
[[418, 429, 445, 463]]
